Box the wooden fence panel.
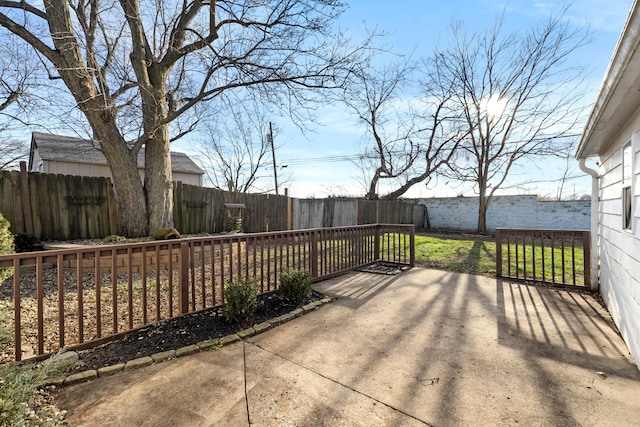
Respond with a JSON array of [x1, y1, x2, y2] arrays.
[[173, 185, 289, 234], [0, 170, 422, 240], [358, 200, 378, 224], [238, 192, 288, 232], [0, 171, 115, 240], [331, 199, 358, 227], [0, 171, 25, 233]]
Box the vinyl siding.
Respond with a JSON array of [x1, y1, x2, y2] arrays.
[[597, 122, 640, 367]]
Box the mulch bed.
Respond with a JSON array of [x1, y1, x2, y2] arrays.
[[71, 290, 326, 372]]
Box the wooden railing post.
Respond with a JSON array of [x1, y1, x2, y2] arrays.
[[583, 230, 593, 290], [374, 225, 381, 261], [179, 242, 190, 314], [310, 230, 318, 278], [13, 258, 21, 361], [409, 225, 415, 267], [495, 229, 503, 278]]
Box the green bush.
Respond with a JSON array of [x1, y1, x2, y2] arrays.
[[0, 213, 13, 284], [278, 269, 311, 303], [13, 232, 41, 253], [0, 351, 79, 426], [103, 234, 128, 243], [223, 277, 259, 322], [0, 212, 13, 255]]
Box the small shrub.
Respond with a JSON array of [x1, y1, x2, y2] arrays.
[[13, 232, 41, 253], [223, 277, 259, 322], [278, 269, 311, 303], [103, 234, 128, 243], [0, 213, 13, 284], [0, 350, 79, 426], [153, 227, 181, 240], [0, 213, 13, 254]]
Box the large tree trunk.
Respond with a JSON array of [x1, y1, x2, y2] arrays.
[[477, 179, 488, 234], [97, 124, 149, 237], [145, 129, 174, 233], [142, 75, 174, 233]]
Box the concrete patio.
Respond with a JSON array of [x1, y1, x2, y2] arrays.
[[55, 267, 640, 426]]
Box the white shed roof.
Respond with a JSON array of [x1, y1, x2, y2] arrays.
[[29, 132, 204, 175]]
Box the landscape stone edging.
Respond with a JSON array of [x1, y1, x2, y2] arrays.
[[49, 296, 335, 387]]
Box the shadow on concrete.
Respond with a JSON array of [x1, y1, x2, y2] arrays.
[[305, 268, 640, 425], [55, 267, 640, 426]]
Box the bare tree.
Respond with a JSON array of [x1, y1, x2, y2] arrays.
[[0, 1, 369, 236], [341, 57, 467, 200], [197, 97, 289, 194], [0, 35, 38, 170], [433, 10, 588, 232]]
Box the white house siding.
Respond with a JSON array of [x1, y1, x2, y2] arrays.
[[42, 160, 111, 178], [172, 172, 201, 186], [596, 121, 640, 366], [39, 160, 201, 186]]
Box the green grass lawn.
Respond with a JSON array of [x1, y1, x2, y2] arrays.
[[413, 232, 586, 285], [414, 233, 497, 276]]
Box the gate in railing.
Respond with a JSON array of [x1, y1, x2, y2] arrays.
[[495, 228, 591, 288], [0, 224, 414, 361]]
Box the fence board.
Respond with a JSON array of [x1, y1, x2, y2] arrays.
[[0, 170, 423, 240]]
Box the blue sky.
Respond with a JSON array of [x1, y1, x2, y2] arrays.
[[219, 0, 631, 199]]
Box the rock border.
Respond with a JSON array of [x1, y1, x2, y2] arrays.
[[47, 297, 334, 387]]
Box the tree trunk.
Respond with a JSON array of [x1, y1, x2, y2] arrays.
[[477, 178, 488, 234], [98, 125, 149, 237], [145, 129, 174, 233], [142, 76, 174, 234], [366, 172, 380, 200]]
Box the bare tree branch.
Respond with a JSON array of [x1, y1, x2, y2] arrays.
[[432, 8, 589, 232]]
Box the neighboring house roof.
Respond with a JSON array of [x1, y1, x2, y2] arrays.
[[29, 132, 204, 175], [576, 1, 640, 159]]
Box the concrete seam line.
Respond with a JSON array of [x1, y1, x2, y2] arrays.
[[247, 342, 433, 426], [243, 341, 251, 426]]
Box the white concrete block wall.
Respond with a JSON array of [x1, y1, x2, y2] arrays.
[[421, 195, 591, 231]]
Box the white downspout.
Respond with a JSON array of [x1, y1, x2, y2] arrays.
[[579, 158, 600, 291]]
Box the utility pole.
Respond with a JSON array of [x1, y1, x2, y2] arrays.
[[269, 122, 279, 195]]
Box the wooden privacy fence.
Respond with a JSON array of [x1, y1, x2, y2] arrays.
[[495, 228, 591, 288], [292, 198, 423, 229], [0, 169, 422, 240], [0, 168, 118, 240], [0, 224, 414, 361], [174, 182, 289, 234]]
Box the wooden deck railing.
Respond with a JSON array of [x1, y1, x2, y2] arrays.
[[495, 228, 590, 288], [0, 224, 414, 361]]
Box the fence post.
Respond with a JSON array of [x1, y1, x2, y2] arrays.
[[495, 229, 503, 278], [409, 225, 415, 267], [583, 230, 593, 290], [374, 225, 381, 261], [179, 242, 190, 314], [309, 230, 318, 278], [19, 162, 34, 235], [13, 258, 21, 361]]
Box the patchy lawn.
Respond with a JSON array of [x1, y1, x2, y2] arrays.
[[414, 232, 497, 277]]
